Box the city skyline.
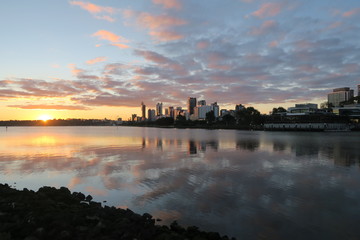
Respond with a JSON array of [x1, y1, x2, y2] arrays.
[[1, 1, 360, 120]]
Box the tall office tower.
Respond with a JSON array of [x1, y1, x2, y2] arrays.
[[198, 100, 206, 106], [168, 106, 174, 118], [141, 102, 146, 119], [187, 97, 196, 115], [148, 109, 155, 121], [328, 87, 354, 107], [156, 102, 163, 116], [211, 102, 220, 118]]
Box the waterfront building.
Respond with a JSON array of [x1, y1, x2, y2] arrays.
[[148, 109, 155, 121], [358, 84, 360, 97], [141, 102, 146, 120], [131, 114, 137, 122], [187, 97, 196, 115], [328, 87, 354, 107], [287, 103, 318, 115], [198, 100, 206, 106], [211, 102, 220, 118], [156, 102, 163, 116], [194, 105, 212, 120], [168, 106, 174, 119]]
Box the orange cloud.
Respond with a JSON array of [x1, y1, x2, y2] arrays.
[[343, 8, 360, 17], [86, 57, 107, 65], [251, 2, 283, 18], [70, 1, 117, 22], [7, 104, 91, 110], [92, 30, 128, 43], [152, 0, 181, 10], [111, 43, 130, 49], [70, 1, 115, 14]]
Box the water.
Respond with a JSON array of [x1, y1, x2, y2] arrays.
[[1, 126, 360, 239]]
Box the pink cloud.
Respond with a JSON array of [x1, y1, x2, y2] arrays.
[[250, 20, 277, 35], [136, 12, 187, 30], [92, 30, 127, 43], [196, 41, 209, 49], [123, 10, 187, 41], [343, 8, 360, 17], [149, 30, 184, 41], [152, 0, 181, 10], [86, 56, 107, 65], [251, 2, 284, 18], [70, 1, 115, 14], [268, 40, 278, 47]]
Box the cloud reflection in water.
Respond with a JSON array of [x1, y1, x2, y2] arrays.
[[0, 127, 360, 239]]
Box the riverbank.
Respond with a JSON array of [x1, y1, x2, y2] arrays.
[[0, 184, 234, 240]]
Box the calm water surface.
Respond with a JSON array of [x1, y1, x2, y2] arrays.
[[1, 126, 360, 239]]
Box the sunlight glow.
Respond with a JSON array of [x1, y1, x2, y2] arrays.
[[38, 114, 52, 122]]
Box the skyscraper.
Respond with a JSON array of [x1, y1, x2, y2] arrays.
[[198, 100, 206, 106], [141, 102, 146, 119], [328, 87, 354, 107], [187, 97, 196, 115], [156, 102, 163, 116]]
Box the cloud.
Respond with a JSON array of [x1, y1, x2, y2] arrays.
[[92, 30, 130, 48], [123, 10, 187, 41], [86, 57, 107, 65], [149, 30, 184, 41], [69, 1, 117, 22], [249, 20, 278, 35], [342, 8, 360, 17], [92, 30, 127, 43], [111, 43, 130, 49], [7, 104, 91, 110], [251, 2, 284, 18], [152, 0, 181, 10]]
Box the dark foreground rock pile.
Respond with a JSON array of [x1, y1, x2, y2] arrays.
[[0, 184, 235, 240]]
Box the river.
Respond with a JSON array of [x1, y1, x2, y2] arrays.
[[1, 126, 360, 239]]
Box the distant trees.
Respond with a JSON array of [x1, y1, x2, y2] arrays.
[[235, 107, 262, 126], [271, 107, 287, 115], [205, 110, 215, 124]]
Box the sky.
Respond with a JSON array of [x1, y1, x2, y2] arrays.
[[0, 0, 359, 120]]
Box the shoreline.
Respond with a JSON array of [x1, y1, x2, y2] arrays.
[[0, 184, 234, 240]]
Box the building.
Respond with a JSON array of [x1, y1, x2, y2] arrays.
[[287, 103, 318, 115], [148, 109, 155, 121], [328, 87, 354, 107], [358, 84, 360, 97], [156, 102, 163, 116], [187, 97, 196, 115], [198, 100, 206, 106], [211, 102, 220, 118], [141, 102, 146, 120], [194, 105, 212, 120], [168, 106, 174, 119]]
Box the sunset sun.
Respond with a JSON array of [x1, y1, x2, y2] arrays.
[[38, 114, 52, 122]]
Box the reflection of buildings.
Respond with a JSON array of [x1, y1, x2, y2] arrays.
[[189, 140, 197, 154]]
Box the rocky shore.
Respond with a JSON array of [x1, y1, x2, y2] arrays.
[[0, 184, 235, 240]]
